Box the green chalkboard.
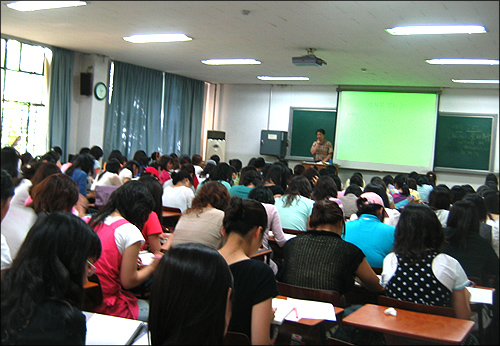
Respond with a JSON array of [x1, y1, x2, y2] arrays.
[[434, 113, 497, 172], [287, 108, 337, 160]]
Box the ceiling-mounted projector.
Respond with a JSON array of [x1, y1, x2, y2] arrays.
[[292, 48, 327, 66]]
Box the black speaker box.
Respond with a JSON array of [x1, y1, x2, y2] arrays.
[[80, 73, 93, 96]]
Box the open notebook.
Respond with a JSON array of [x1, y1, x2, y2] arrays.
[[84, 312, 147, 345]]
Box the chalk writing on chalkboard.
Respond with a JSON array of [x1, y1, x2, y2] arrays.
[[434, 113, 496, 172]]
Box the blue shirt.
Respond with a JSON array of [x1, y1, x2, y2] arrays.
[[343, 214, 396, 268], [417, 184, 434, 203], [71, 168, 88, 196]]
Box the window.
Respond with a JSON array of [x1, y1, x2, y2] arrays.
[[1, 38, 52, 156]]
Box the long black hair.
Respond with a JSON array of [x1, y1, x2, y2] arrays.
[[393, 204, 444, 264], [149, 243, 233, 345], [138, 175, 164, 224], [89, 180, 154, 230], [445, 200, 479, 251], [65, 153, 95, 177], [283, 175, 312, 207], [223, 197, 267, 238], [1, 212, 101, 344]]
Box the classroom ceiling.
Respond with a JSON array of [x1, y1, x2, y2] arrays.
[[1, 1, 499, 89]]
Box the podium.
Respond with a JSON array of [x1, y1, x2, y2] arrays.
[[301, 162, 339, 175]]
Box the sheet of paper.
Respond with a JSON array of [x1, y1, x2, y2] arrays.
[[282, 297, 337, 322], [85, 312, 147, 345], [272, 298, 296, 324], [467, 286, 493, 304], [284, 233, 296, 241], [138, 251, 155, 266]]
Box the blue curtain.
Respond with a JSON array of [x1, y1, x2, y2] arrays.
[[163, 73, 204, 156], [48, 47, 74, 160], [104, 61, 163, 160]]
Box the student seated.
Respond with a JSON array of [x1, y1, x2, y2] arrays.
[[90, 158, 122, 190], [274, 175, 315, 231], [279, 200, 383, 297], [218, 197, 279, 345], [343, 192, 396, 268], [441, 200, 499, 289], [88, 181, 161, 321], [381, 204, 473, 320], [229, 169, 262, 199], [138, 175, 169, 254], [171, 181, 230, 250], [148, 243, 233, 345], [1, 212, 101, 345], [162, 170, 195, 213]]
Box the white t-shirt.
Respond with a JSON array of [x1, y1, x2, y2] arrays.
[[103, 215, 145, 254], [486, 218, 499, 257], [1, 234, 12, 271], [118, 168, 133, 184], [435, 209, 449, 228], [90, 171, 122, 190], [162, 185, 195, 213], [381, 252, 470, 292], [1, 179, 37, 259]]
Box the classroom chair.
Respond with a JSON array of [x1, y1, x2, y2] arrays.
[[276, 281, 343, 307], [83, 273, 103, 312]]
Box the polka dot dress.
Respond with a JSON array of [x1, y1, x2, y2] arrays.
[[385, 251, 451, 307]]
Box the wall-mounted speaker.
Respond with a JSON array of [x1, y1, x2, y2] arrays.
[[80, 72, 93, 96]]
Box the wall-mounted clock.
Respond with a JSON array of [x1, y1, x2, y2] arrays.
[[94, 82, 107, 100]]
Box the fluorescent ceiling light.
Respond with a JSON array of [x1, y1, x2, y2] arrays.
[[452, 79, 499, 84], [123, 33, 192, 43], [6, 1, 86, 11], [386, 25, 486, 35], [257, 76, 310, 81], [201, 59, 261, 65], [426, 59, 499, 65]]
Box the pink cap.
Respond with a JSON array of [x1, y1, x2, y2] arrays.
[[360, 192, 389, 218], [360, 192, 384, 206]]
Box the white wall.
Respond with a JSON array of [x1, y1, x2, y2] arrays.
[[214, 84, 499, 190], [68, 52, 110, 160]]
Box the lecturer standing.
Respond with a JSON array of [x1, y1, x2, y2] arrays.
[[310, 128, 333, 163]]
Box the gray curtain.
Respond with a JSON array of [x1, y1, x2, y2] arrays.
[[104, 61, 163, 160], [48, 47, 74, 160], [162, 73, 204, 156]]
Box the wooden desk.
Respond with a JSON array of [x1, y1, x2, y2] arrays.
[[342, 304, 475, 345], [251, 248, 272, 264], [301, 162, 339, 175], [274, 295, 344, 345], [161, 209, 182, 230]]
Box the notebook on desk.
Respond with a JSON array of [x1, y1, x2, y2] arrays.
[[272, 297, 337, 323], [84, 311, 147, 345]]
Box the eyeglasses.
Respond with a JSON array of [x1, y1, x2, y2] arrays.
[[86, 260, 96, 277]]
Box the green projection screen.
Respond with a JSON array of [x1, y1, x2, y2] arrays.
[[334, 91, 439, 172]]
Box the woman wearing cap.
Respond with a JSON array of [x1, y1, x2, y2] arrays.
[[343, 192, 396, 268], [278, 200, 383, 298]]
